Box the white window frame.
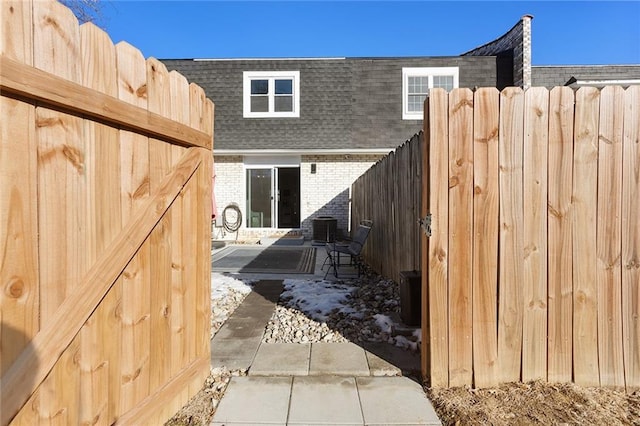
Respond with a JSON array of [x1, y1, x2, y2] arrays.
[[402, 67, 459, 120], [243, 71, 300, 118]]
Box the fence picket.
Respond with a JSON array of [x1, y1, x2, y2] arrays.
[[472, 88, 500, 387], [522, 87, 549, 382], [79, 22, 121, 425], [0, 0, 38, 378], [147, 58, 174, 408], [33, 1, 85, 421], [572, 87, 600, 386], [447, 88, 474, 386], [597, 86, 625, 389], [427, 89, 450, 387], [547, 87, 575, 382], [622, 85, 640, 393], [497, 87, 525, 382], [191, 84, 213, 394], [116, 41, 152, 413]]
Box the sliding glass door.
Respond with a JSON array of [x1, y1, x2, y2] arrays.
[[245, 166, 300, 229]]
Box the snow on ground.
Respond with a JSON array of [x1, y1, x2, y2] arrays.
[[279, 279, 358, 322], [211, 273, 253, 301]]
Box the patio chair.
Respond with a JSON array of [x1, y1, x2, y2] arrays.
[[322, 221, 372, 279]]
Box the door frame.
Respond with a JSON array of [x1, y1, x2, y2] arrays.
[[243, 155, 301, 230]]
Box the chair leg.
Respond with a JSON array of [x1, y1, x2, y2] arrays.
[[323, 251, 338, 279]]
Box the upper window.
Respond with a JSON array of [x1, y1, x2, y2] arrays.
[[243, 71, 300, 118], [402, 67, 459, 120]]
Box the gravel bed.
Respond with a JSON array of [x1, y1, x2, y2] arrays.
[[263, 272, 420, 351]]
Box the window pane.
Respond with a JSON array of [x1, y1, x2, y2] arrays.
[[274, 95, 293, 112], [408, 76, 429, 94], [246, 169, 272, 228], [433, 75, 454, 91], [408, 94, 426, 112], [251, 79, 268, 94], [251, 96, 268, 112], [275, 79, 292, 94]]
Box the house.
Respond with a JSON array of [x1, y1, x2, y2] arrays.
[[161, 15, 637, 241]]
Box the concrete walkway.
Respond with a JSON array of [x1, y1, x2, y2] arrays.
[[210, 243, 441, 425]]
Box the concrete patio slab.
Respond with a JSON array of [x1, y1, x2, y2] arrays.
[[309, 342, 370, 376], [211, 376, 292, 425], [363, 342, 420, 375], [250, 343, 311, 376], [365, 350, 401, 376], [214, 318, 267, 340], [356, 377, 441, 425], [211, 335, 263, 369], [288, 376, 363, 425]]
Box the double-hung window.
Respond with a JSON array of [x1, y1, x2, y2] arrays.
[[243, 71, 300, 118], [402, 67, 459, 120]]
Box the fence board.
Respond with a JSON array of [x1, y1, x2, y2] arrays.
[[0, 0, 37, 375], [447, 88, 474, 386], [546, 87, 575, 382], [147, 58, 175, 421], [622, 85, 640, 393], [33, 2, 85, 421], [421, 106, 430, 383], [116, 40, 152, 414], [521, 87, 549, 382], [497, 87, 524, 382], [79, 22, 121, 425], [597, 86, 625, 389], [472, 88, 500, 387], [427, 89, 450, 387], [169, 71, 191, 413], [572, 87, 600, 387], [193, 88, 213, 367]]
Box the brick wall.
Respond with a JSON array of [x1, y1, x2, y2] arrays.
[[463, 15, 532, 89], [300, 154, 384, 239], [212, 154, 385, 240]]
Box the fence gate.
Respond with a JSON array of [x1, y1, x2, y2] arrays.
[[1, 1, 214, 424], [422, 86, 639, 393]]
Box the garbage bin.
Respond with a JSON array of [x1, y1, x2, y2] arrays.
[[312, 216, 337, 244], [399, 270, 421, 326]]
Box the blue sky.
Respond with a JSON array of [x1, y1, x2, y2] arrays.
[[100, 1, 640, 65]]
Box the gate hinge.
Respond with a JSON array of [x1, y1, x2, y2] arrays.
[[418, 213, 432, 237]]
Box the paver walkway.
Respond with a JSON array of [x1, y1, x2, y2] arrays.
[[210, 278, 441, 425]]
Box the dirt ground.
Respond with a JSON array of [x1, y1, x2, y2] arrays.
[[426, 381, 640, 425], [167, 376, 640, 425]]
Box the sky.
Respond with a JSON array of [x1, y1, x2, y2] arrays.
[[98, 1, 640, 65]]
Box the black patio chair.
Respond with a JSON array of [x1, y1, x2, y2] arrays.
[[321, 221, 372, 279]]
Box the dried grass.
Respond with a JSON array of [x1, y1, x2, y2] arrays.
[[426, 381, 640, 425]]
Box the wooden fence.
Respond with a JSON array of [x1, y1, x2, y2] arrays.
[[351, 133, 422, 283], [1, 1, 214, 424], [422, 86, 639, 392]]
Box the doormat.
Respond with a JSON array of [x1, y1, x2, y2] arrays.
[[213, 246, 316, 274]]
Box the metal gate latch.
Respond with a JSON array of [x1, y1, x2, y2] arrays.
[[418, 214, 432, 237]]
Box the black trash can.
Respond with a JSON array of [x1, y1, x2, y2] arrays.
[[312, 216, 337, 244], [399, 270, 422, 326]]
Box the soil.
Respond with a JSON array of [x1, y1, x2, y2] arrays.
[[426, 381, 640, 426]]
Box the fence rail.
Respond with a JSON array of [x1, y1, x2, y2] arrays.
[[1, 1, 214, 424], [422, 86, 639, 392], [351, 133, 423, 283]]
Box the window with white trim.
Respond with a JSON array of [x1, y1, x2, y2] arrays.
[[243, 71, 300, 118], [402, 67, 459, 120]]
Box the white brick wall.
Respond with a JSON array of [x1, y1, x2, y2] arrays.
[[212, 153, 384, 240], [300, 154, 383, 239]]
